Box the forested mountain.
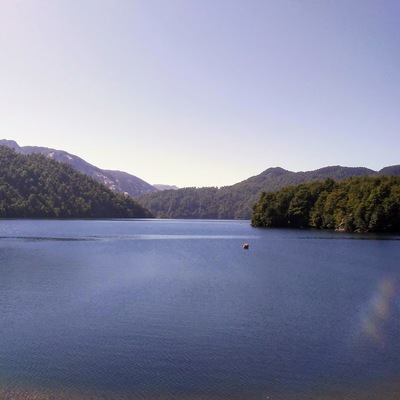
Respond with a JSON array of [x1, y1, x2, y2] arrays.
[[137, 165, 400, 219], [251, 176, 400, 233], [0, 140, 158, 197], [3, 139, 399, 221], [0, 146, 152, 218]]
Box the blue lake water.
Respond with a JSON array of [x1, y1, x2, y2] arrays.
[[0, 219, 399, 399]]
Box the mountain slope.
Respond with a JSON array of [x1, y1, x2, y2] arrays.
[[136, 165, 400, 220], [0, 140, 158, 197], [0, 146, 152, 218]]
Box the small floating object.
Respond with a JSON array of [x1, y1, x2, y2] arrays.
[[243, 243, 249, 249]]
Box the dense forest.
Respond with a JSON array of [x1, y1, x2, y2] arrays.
[[0, 139, 157, 197], [251, 176, 400, 233], [137, 165, 400, 220], [0, 146, 152, 218]]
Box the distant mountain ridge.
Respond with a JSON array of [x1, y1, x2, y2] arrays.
[[153, 184, 179, 191], [3, 139, 399, 220], [136, 164, 400, 220], [0, 140, 158, 198]]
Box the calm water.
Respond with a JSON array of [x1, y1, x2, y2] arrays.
[[0, 219, 399, 399]]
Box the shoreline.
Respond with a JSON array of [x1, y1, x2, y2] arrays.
[[1, 383, 400, 400]]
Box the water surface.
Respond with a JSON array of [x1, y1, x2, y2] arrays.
[[0, 219, 399, 399]]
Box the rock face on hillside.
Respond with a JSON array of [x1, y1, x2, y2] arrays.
[[0, 140, 158, 198]]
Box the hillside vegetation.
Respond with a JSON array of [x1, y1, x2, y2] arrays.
[[137, 166, 400, 220], [0, 146, 152, 218], [0, 139, 158, 197], [251, 176, 400, 233]]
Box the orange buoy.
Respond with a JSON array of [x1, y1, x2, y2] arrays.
[[243, 243, 249, 249]]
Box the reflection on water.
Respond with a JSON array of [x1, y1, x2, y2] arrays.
[[0, 220, 400, 399]]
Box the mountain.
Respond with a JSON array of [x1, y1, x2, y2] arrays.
[[378, 165, 400, 176], [0, 145, 152, 218], [0, 140, 158, 198], [153, 184, 179, 191], [136, 165, 400, 220]]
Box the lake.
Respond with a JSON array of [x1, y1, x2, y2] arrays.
[[0, 219, 399, 399]]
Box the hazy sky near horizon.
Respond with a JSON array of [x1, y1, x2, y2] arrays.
[[1, 1, 399, 187]]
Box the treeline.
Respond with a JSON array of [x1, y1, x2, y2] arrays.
[[0, 146, 152, 218], [136, 186, 252, 219], [137, 165, 400, 220], [251, 177, 400, 232]]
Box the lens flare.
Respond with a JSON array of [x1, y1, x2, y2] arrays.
[[360, 277, 397, 347]]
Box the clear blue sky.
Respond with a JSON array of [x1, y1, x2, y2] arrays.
[[1, 1, 399, 187]]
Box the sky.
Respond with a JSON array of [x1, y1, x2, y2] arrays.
[[0, 1, 399, 188]]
